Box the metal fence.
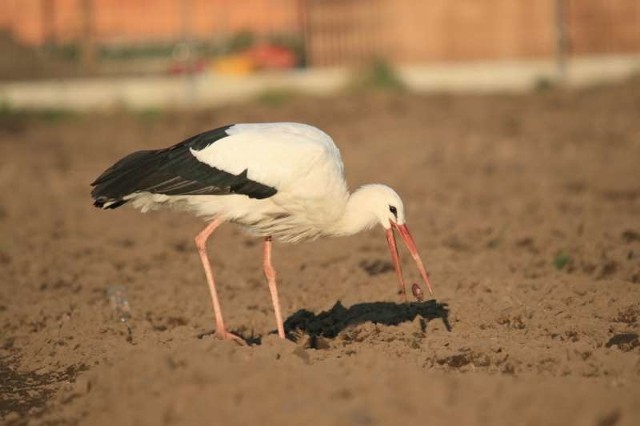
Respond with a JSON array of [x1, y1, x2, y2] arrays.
[[0, 0, 638, 81]]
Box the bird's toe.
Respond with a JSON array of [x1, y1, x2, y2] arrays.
[[215, 329, 247, 346]]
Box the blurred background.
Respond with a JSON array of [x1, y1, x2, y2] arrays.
[[0, 0, 639, 108]]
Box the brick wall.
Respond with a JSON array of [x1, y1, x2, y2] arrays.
[[305, 0, 639, 66], [568, 0, 640, 54], [382, 0, 555, 62], [1, 0, 638, 65], [1, 0, 300, 45]]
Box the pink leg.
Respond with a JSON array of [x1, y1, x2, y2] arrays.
[[263, 237, 286, 339], [194, 218, 244, 344]]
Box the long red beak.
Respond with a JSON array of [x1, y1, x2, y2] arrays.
[[385, 223, 434, 300]]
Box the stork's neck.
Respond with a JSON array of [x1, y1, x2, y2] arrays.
[[330, 186, 381, 236]]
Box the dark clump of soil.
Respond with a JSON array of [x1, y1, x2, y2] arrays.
[[0, 358, 87, 419]]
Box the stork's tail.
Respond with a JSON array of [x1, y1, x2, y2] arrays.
[[91, 150, 157, 210], [91, 124, 277, 209], [93, 197, 128, 209]]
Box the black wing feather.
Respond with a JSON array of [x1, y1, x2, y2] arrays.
[[91, 125, 277, 208]]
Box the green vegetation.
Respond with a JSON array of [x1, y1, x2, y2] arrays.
[[134, 108, 164, 122], [33, 108, 76, 122], [0, 100, 76, 123], [46, 31, 305, 66], [533, 75, 557, 92], [255, 88, 298, 106], [351, 58, 406, 92], [0, 99, 12, 116], [225, 30, 256, 53], [553, 250, 571, 270], [487, 224, 509, 249]]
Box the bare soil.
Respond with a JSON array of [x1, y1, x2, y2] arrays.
[[1, 79, 640, 425]]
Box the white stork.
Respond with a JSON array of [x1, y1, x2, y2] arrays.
[[92, 122, 433, 343]]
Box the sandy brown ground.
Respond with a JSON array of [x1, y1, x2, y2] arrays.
[[1, 79, 640, 425]]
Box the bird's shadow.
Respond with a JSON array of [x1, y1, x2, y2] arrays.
[[201, 299, 450, 346], [284, 299, 450, 342]]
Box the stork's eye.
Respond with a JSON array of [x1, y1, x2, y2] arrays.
[[389, 205, 398, 218]]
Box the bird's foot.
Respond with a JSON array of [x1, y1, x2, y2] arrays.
[[215, 329, 246, 346]]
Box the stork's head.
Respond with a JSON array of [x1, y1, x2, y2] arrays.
[[365, 184, 406, 229], [352, 184, 434, 299]]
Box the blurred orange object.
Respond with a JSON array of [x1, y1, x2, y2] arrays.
[[211, 54, 255, 76]]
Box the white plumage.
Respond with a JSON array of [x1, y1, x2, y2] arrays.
[[92, 122, 434, 343]]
